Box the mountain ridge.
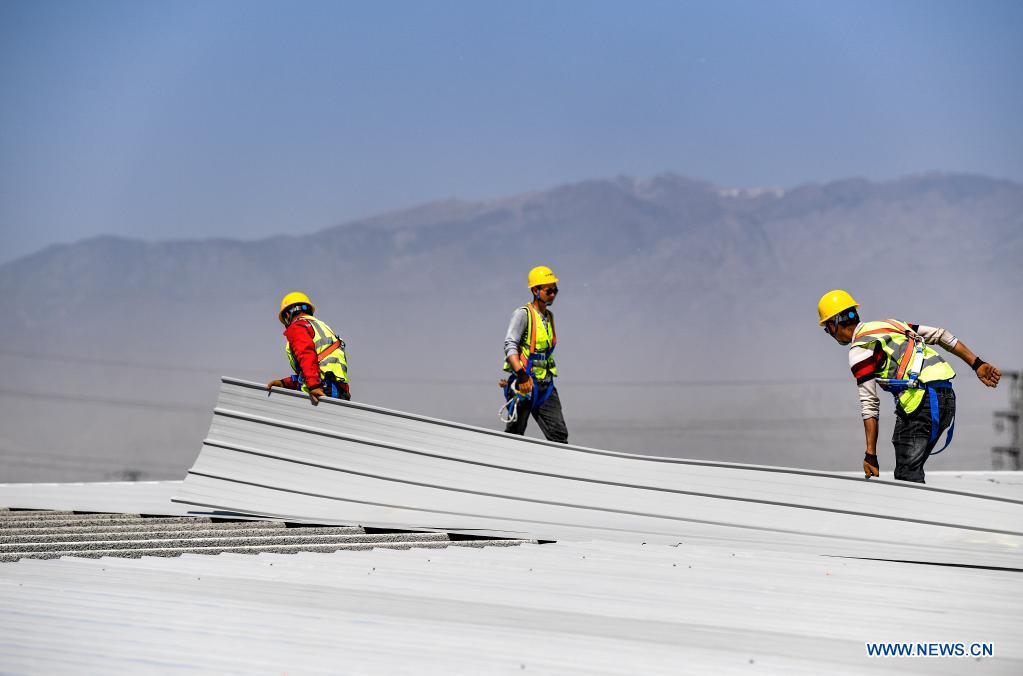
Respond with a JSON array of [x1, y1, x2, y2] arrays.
[[2, 170, 1020, 481], [6, 170, 1017, 273], [2, 170, 1020, 339]]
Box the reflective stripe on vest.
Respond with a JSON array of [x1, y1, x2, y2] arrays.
[[286, 315, 349, 392], [851, 319, 955, 414], [503, 304, 557, 380]]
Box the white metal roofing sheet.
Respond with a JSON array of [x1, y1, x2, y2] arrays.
[[1, 540, 1019, 674], [172, 379, 1023, 568]]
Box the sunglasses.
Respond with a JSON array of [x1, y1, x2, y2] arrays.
[[541, 286, 559, 295], [823, 310, 857, 333]]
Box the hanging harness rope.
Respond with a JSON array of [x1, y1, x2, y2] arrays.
[[499, 381, 532, 423]]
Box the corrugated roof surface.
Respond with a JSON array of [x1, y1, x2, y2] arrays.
[[1, 540, 1020, 674], [173, 378, 1023, 568], [881, 470, 1023, 500], [3, 378, 1022, 673]]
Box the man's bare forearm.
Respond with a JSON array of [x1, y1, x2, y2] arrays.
[[863, 417, 878, 455], [948, 339, 978, 366], [947, 337, 1001, 387]]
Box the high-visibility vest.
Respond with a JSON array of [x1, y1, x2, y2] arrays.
[[285, 315, 349, 392], [851, 319, 955, 414], [503, 304, 557, 381]]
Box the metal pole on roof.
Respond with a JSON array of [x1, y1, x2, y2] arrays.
[[992, 371, 1022, 470]]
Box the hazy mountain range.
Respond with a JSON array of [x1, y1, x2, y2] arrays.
[[2, 172, 1020, 481]]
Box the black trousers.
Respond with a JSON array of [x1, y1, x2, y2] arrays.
[[892, 387, 955, 483], [504, 385, 568, 443]]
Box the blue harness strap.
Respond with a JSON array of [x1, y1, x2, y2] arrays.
[[925, 381, 955, 455], [295, 371, 342, 399], [882, 378, 955, 456], [527, 349, 556, 410], [531, 379, 554, 409]]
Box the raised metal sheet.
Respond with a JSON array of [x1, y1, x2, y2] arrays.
[[173, 379, 1023, 568]]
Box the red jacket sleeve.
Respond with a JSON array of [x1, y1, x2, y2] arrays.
[[284, 319, 322, 388], [850, 343, 884, 385]]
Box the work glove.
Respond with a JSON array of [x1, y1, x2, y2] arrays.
[[338, 382, 351, 401], [307, 386, 325, 406], [863, 453, 879, 479], [976, 363, 1001, 388], [516, 372, 534, 395], [266, 379, 285, 391]]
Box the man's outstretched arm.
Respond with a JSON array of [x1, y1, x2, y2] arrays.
[[948, 338, 1001, 388], [913, 324, 1000, 388]]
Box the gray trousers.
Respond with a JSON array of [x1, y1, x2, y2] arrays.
[[892, 387, 955, 483], [504, 385, 568, 443]]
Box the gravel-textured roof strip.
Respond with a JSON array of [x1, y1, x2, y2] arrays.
[[0, 515, 211, 529], [1, 538, 531, 562], [0, 512, 140, 524], [0, 509, 75, 517], [1, 525, 364, 545], [0, 519, 284, 536], [2, 531, 449, 554]]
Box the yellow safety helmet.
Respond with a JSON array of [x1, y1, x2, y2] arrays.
[[817, 289, 859, 325], [527, 265, 559, 289], [279, 291, 315, 324]]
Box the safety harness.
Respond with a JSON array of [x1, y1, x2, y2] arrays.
[[288, 315, 348, 396], [499, 305, 556, 423], [867, 322, 955, 455]]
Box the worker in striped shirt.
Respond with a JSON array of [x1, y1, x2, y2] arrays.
[[818, 290, 1001, 483]]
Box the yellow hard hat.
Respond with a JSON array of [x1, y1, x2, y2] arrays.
[[279, 291, 315, 324], [527, 265, 559, 289], [817, 289, 858, 325]]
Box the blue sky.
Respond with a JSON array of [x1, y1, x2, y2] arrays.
[[1, 0, 1021, 263]]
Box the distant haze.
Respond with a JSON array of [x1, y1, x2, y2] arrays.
[[0, 172, 1020, 481], [2, 1, 1022, 264]]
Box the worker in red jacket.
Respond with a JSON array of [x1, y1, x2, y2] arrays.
[[266, 292, 350, 406]]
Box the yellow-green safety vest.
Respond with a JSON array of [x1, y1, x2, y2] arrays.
[[503, 304, 557, 381], [286, 315, 349, 393], [851, 319, 955, 414]]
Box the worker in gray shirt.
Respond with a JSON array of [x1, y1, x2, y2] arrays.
[[500, 265, 568, 443]]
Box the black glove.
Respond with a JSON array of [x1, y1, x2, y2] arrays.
[[863, 453, 879, 479]]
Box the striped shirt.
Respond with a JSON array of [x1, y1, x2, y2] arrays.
[[848, 323, 958, 419]]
